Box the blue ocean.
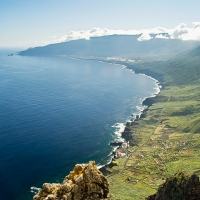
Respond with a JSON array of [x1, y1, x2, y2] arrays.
[[0, 49, 159, 200]]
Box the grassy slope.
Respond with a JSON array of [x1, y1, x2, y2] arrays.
[[105, 50, 200, 199]]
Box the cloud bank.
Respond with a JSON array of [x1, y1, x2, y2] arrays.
[[53, 22, 200, 43], [169, 22, 200, 41]]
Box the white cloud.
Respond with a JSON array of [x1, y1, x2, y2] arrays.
[[137, 33, 152, 41], [192, 22, 200, 29], [169, 22, 200, 41], [53, 27, 168, 43], [169, 23, 190, 39], [155, 34, 169, 39], [53, 28, 114, 43], [52, 22, 200, 44]]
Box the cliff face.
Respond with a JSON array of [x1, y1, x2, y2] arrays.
[[33, 161, 109, 200], [33, 161, 200, 200], [146, 172, 200, 200]]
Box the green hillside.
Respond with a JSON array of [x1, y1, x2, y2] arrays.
[[102, 46, 200, 199], [113, 45, 200, 86]]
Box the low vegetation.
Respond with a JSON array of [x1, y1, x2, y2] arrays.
[[103, 47, 200, 199]]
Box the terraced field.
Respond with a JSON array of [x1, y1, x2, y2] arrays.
[[104, 49, 200, 199]]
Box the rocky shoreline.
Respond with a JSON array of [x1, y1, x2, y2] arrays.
[[100, 93, 159, 176], [68, 58, 162, 179], [98, 59, 162, 176]]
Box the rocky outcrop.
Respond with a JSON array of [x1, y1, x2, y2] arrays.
[[33, 161, 109, 200], [146, 172, 200, 200]]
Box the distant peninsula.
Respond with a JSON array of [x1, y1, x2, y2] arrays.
[[19, 35, 200, 59]]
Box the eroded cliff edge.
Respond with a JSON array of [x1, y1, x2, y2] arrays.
[[33, 161, 110, 200], [146, 172, 200, 200], [33, 161, 200, 200]]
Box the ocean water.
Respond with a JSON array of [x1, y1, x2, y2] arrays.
[[0, 49, 159, 200]]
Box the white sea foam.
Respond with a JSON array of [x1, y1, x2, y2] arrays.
[[99, 60, 106, 63], [110, 123, 125, 143], [137, 72, 161, 98], [97, 165, 104, 169], [112, 123, 126, 136], [30, 186, 41, 194], [149, 82, 161, 98], [154, 86, 160, 95], [107, 146, 119, 157], [66, 56, 81, 61], [113, 146, 119, 152], [136, 105, 145, 112], [97, 154, 115, 169], [127, 59, 135, 63], [134, 105, 147, 118], [97, 145, 119, 169], [106, 57, 127, 62]]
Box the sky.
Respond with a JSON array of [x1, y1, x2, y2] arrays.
[[1, 0, 200, 48]]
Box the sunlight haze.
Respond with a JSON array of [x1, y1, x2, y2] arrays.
[[1, 0, 200, 47]]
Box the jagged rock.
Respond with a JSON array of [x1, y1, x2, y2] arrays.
[[61, 183, 72, 193], [146, 172, 200, 200], [33, 161, 109, 200]]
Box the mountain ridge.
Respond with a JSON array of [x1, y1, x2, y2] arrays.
[[19, 35, 200, 58]]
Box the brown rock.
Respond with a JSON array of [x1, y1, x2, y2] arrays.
[[74, 174, 83, 185], [61, 183, 72, 193], [146, 172, 200, 200], [33, 161, 109, 200]]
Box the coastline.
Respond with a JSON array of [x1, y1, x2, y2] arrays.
[[65, 56, 162, 176], [27, 56, 161, 188], [97, 59, 162, 176], [99, 94, 160, 176]]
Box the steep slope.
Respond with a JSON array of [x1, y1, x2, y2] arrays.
[[33, 161, 109, 200], [146, 172, 200, 200], [187, 45, 200, 57], [113, 44, 200, 86]]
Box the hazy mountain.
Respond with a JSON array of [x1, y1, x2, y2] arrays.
[[187, 45, 200, 57], [116, 42, 200, 86], [19, 35, 200, 58]]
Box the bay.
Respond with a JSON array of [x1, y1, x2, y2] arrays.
[[0, 50, 159, 200]]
